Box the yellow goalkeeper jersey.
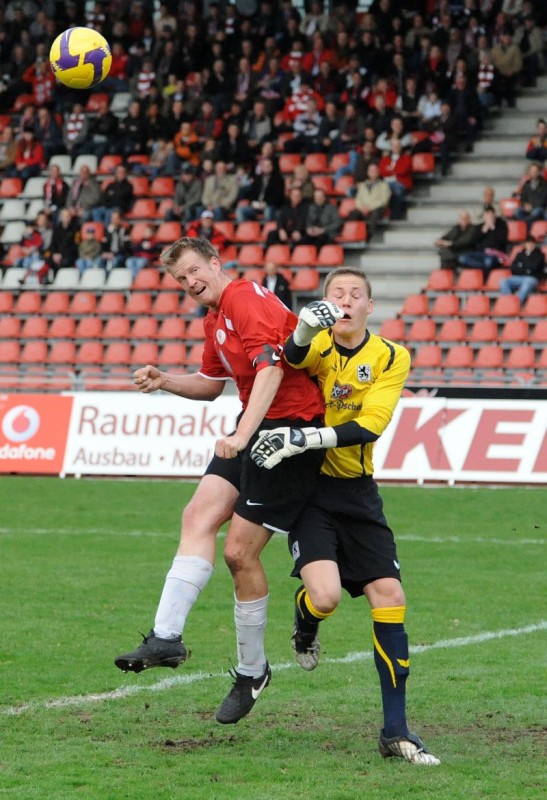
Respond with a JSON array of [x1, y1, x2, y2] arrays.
[[285, 330, 410, 477]]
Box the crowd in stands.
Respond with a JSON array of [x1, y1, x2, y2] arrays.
[[0, 0, 545, 387]]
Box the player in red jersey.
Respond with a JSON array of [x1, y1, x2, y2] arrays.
[[114, 237, 340, 724]]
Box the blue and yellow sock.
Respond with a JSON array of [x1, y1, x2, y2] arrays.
[[371, 606, 410, 739], [295, 584, 334, 636]]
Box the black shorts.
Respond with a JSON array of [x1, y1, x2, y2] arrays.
[[206, 417, 325, 534], [288, 474, 401, 598]]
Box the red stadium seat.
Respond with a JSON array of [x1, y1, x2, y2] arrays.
[[312, 175, 334, 194], [179, 294, 199, 315], [427, 270, 454, 292], [522, 294, 547, 318], [235, 221, 261, 243], [42, 292, 70, 315], [337, 220, 367, 243], [13, 292, 42, 315], [129, 176, 150, 197], [160, 271, 179, 290], [530, 320, 547, 343], [20, 317, 48, 339], [445, 345, 473, 368], [455, 270, 484, 291], [379, 319, 406, 341], [77, 342, 104, 365], [131, 342, 159, 364], [48, 317, 76, 339], [132, 268, 161, 290], [130, 221, 154, 245], [468, 320, 498, 343], [329, 153, 349, 172], [80, 221, 104, 241], [413, 345, 442, 368], [126, 199, 157, 220], [460, 294, 490, 318], [158, 318, 186, 340], [279, 154, 301, 174], [158, 342, 187, 366], [499, 197, 520, 218], [85, 93, 109, 112], [437, 319, 467, 343], [103, 317, 131, 340], [20, 341, 48, 364], [214, 221, 235, 240], [491, 295, 520, 317], [530, 220, 547, 242], [125, 293, 153, 315], [238, 244, 265, 267], [97, 154, 122, 174], [0, 292, 14, 314], [96, 292, 125, 316], [506, 219, 527, 243], [185, 342, 205, 366], [264, 244, 291, 266], [152, 293, 181, 315], [75, 317, 103, 339], [430, 294, 460, 317], [0, 340, 20, 362], [333, 175, 354, 196], [401, 294, 429, 316], [475, 345, 504, 369], [131, 318, 158, 340], [290, 269, 320, 291], [47, 341, 76, 364], [506, 346, 535, 369], [484, 269, 511, 291], [69, 292, 97, 316], [104, 342, 132, 365], [411, 152, 435, 175], [241, 268, 265, 284], [407, 319, 436, 342], [0, 177, 23, 198], [317, 244, 343, 267], [185, 317, 205, 341], [290, 245, 317, 267], [304, 153, 328, 173], [338, 198, 357, 218], [156, 221, 182, 244], [499, 319, 529, 344]]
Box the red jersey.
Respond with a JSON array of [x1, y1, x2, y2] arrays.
[[200, 279, 324, 421]]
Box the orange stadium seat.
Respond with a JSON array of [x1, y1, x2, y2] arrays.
[[185, 317, 205, 341], [0, 340, 20, 362], [430, 294, 460, 317], [475, 345, 504, 369], [522, 294, 547, 318], [97, 154, 122, 174], [445, 345, 473, 368], [186, 342, 205, 366], [333, 175, 354, 196], [0, 292, 14, 313], [75, 317, 103, 339], [413, 345, 442, 368], [455, 270, 484, 291], [157, 198, 174, 218], [132, 268, 161, 290], [241, 268, 265, 284], [215, 221, 235, 240], [127, 154, 150, 168], [130, 221, 153, 245], [407, 319, 436, 342], [156, 221, 182, 244], [69, 292, 97, 315], [77, 342, 104, 365], [304, 153, 328, 173], [1, 317, 21, 338], [81, 221, 104, 241], [290, 244, 316, 267], [460, 294, 490, 318], [506, 346, 535, 369], [379, 319, 406, 341], [506, 219, 527, 243], [48, 317, 76, 339], [152, 293, 180, 315], [103, 317, 131, 340], [500, 319, 529, 344], [158, 342, 187, 366], [126, 199, 157, 220], [264, 244, 291, 266], [42, 292, 70, 315], [48, 341, 76, 364], [530, 320, 547, 343], [104, 342, 131, 365], [530, 220, 547, 242], [131, 318, 158, 340], [20, 317, 48, 339], [427, 270, 454, 292], [235, 221, 261, 243], [411, 152, 435, 175], [131, 342, 159, 364], [179, 294, 199, 315], [150, 177, 175, 197], [125, 293, 152, 315], [13, 292, 42, 315], [0, 177, 23, 198], [238, 244, 265, 267], [312, 175, 334, 194], [329, 153, 349, 172], [491, 295, 520, 317], [499, 197, 520, 218], [279, 154, 301, 174], [337, 220, 366, 243], [160, 271, 179, 290], [485, 269, 511, 291], [158, 318, 186, 340], [290, 268, 320, 292], [129, 176, 150, 197], [317, 244, 343, 267], [85, 93, 109, 112], [20, 341, 48, 364], [338, 198, 356, 218], [96, 292, 125, 316], [437, 319, 467, 343], [469, 320, 498, 343], [401, 294, 429, 317]]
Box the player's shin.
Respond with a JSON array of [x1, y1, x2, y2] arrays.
[[371, 606, 410, 739], [154, 555, 213, 639]]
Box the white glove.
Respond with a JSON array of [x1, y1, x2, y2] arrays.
[[250, 426, 337, 469], [292, 300, 344, 346]]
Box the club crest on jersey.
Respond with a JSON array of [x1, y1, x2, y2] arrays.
[[216, 329, 226, 344], [330, 381, 353, 399], [357, 364, 372, 382]]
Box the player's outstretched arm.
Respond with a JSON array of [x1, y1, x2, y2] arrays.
[[133, 365, 225, 400], [292, 300, 344, 346]]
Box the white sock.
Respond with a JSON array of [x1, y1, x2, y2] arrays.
[[153, 556, 213, 640], [234, 594, 269, 677]]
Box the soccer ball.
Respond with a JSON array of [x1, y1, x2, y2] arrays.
[[49, 27, 112, 90]]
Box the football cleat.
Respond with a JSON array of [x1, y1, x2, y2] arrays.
[[378, 731, 441, 765], [114, 630, 188, 673], [291, 626, 320, 671], [215, 662, 271, 724]]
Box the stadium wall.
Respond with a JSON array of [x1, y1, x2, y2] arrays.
[[0, 393, 545, 484]]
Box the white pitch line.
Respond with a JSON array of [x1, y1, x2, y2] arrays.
[[0, 528, 543, 546], [2, 621, 545, 717]]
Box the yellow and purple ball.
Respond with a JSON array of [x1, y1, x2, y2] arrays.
[[49, 27, 112, 90]]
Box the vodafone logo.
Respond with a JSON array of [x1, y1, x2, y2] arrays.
[[2, 405, 40, 443]]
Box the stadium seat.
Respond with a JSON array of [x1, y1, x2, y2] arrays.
[[220, 244, 238, 264], [499, 197, 520, 218], [185, 317, 205, 341], [47, 341, 76, 364], [159, 342, 187, 366], [2, 249, 25, 271], [156, 198, 174, 218], [304, 153, 328, 173], [186, 342, 205, 366], [460, 294, 490, 318], [126, 199, 157, 220], [264, 244, 291, 266], [74, 317, 103, 339], [491, 295, 520, 317], [47, 154, 72, 173], [132, 268, 161, 290], [290, 268, 320, 292], [97, 154, 122, 174], [506, 219, 527, 243], [318, 244, 344, 267], [103, 317, 131, 340], [131, 318, 158, 340], [110, 91, 132, 113], [530, 320, 547, 344], [338, 197, 357, 218], [20, 317, 48, 339], [427, 270, 454, 292], [261, 222, 277, 242], [0, 291, 14, 313], [522, 294, 547, 318], [537, 349, 547, 369], [238, 244, 265, 267], [0, 177, 23, 198], [484, 268, 511, 291], [104, 342, 132, 365], [127, 154, 150, 168], [455, 270, 484, 291], [290, 244, 317, 267], [430, 294, 460, 317], [0, 340, 20, 362], [152, 293, 180, 315], [411, 152, 435, 175], [475, 345, 504, 369], [157, 318, 186, 340], [337, 220, 367, 243], [69, 292, 97, 315], [312, 175, 334, 194], [79, 268, 106, 289], [469, 320, 498, 343], [400, 294, 429, 317], [1, 221, 26, 244], [13, 291, 42, 315], [52, 268, 80, 290], [407, 319, 436, 342], [96, 292, 125, 316], [156, 221, 182, 244], [445, 345, 473, 368], [130, 221, 152, 245], [20, 341, 48, 364], [0, 199, 26, 222], [329, 153, 349, 171], [413, 344, 442, 368], [106, 268, 133, 290], [1, 317, 21, 338], [279, 154, 301, 174], [20, 177, 46, 200], [500, 319, 529, 344], [241, 267, 265, 284], [72, 154, 98, 174], [379, 319, 406, 341], [48, 317, 76, 339], [437, 319, 467, 343], [76, 341, 104, 364], [530, 220, 547, 242], [159, 270, 179, 290], [128, 176, 150, 197], [235, 221, 261, 243], [333, 175, 354, 196], [42, 292, 70, 316], [131, 342, 159, 364], [214, 221, 235, 240], [149, 176, 175, 197], [180, 294, 199, 315], [80, 221, 104, 241], [506, 346, 535, 369], [125, 292, 152, 317]]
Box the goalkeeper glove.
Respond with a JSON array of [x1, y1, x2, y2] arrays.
[[250, 426, 338, 470], [292, 300, 344, 346]]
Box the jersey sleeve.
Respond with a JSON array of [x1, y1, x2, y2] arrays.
[[226, 284, 292, 372], [199, 317, 231, 380], [354, 344, 410, 436], [284, 330, 331, 375]]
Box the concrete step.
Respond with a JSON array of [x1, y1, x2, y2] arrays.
[[450, 158, 524, 180], [361, 275, 426, 300], [472, 139, 526, 157], [488, 113, 542, 135], [360, 249, 438, 272], [512, 94, 547, 113], [382, 227, 444, 247], [408, 206, 475, 225], [368, 300, 403, 326], [427, 181, 517, 202]]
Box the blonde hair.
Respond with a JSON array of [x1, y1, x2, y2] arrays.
[[323, 267, 372, 299], [160, 236, 219, 268]]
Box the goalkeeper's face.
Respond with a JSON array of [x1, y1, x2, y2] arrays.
[[326, 276, 373, 339], [169, 251, 229, 309]]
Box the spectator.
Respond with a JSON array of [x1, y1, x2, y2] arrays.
[[201, 160, 239, 221], [376, 115, 413, 154], [218, 122, 252, 169], [65, 164, 101, 222], [193, 99, 223, 142], [79, 100, 119, 161], [265, 186, 309, 247], [262, 261, 292, 310], [352, 162, 391, 239], [91, 164, 135, 225], [104, 41, 129, 92], [395, 76, 421, 131], [242, 100, 273, 153], [102, 210, 131, 271], [514, 14, 544, 87], [173, 120, 201, 169], [435, 210, 482, 270], [499, 236, 546, 303], [457, 205, 509, 274], [22, 58, 55, 107], [335, 102, 365, 155], [378, 139, 413, 219], [525, 119, 547, 163], [168, 165, 203, 224], [514, 163, 547, 226], [449, 73, 481, 153], [317, 100, 342, 154], [43, 164, 69, 223], [63, 102, 89, 158], [417, 85, 442, 130], [478, 185, 498, 219], [303, 187, 342, 247], [118, 100, 147, 158], [75, 224, 104, 273], [0, 127, 17, 173], [34, 107, 64, 162], [14, 126, 44, 182], [284, 97, 323, 154], [491, 26, 522, 108], [15, 220, 44, 281], [50, 208, 79, 273], [125, 223, 159, 278], [236, 156, 285, 223], [187, 210, 229, 253], [431, 101, 459, 177], [286, 163, 315, 202], [477, 50, 497, 113]]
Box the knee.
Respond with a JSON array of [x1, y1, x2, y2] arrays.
[[224, 543, 254, 575], [308, 585, 341, 615]]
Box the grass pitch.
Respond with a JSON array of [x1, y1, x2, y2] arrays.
[[0, 478, 545, 800]]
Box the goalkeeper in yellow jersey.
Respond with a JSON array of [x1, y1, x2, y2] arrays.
[[251, 267, 440, 766]]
